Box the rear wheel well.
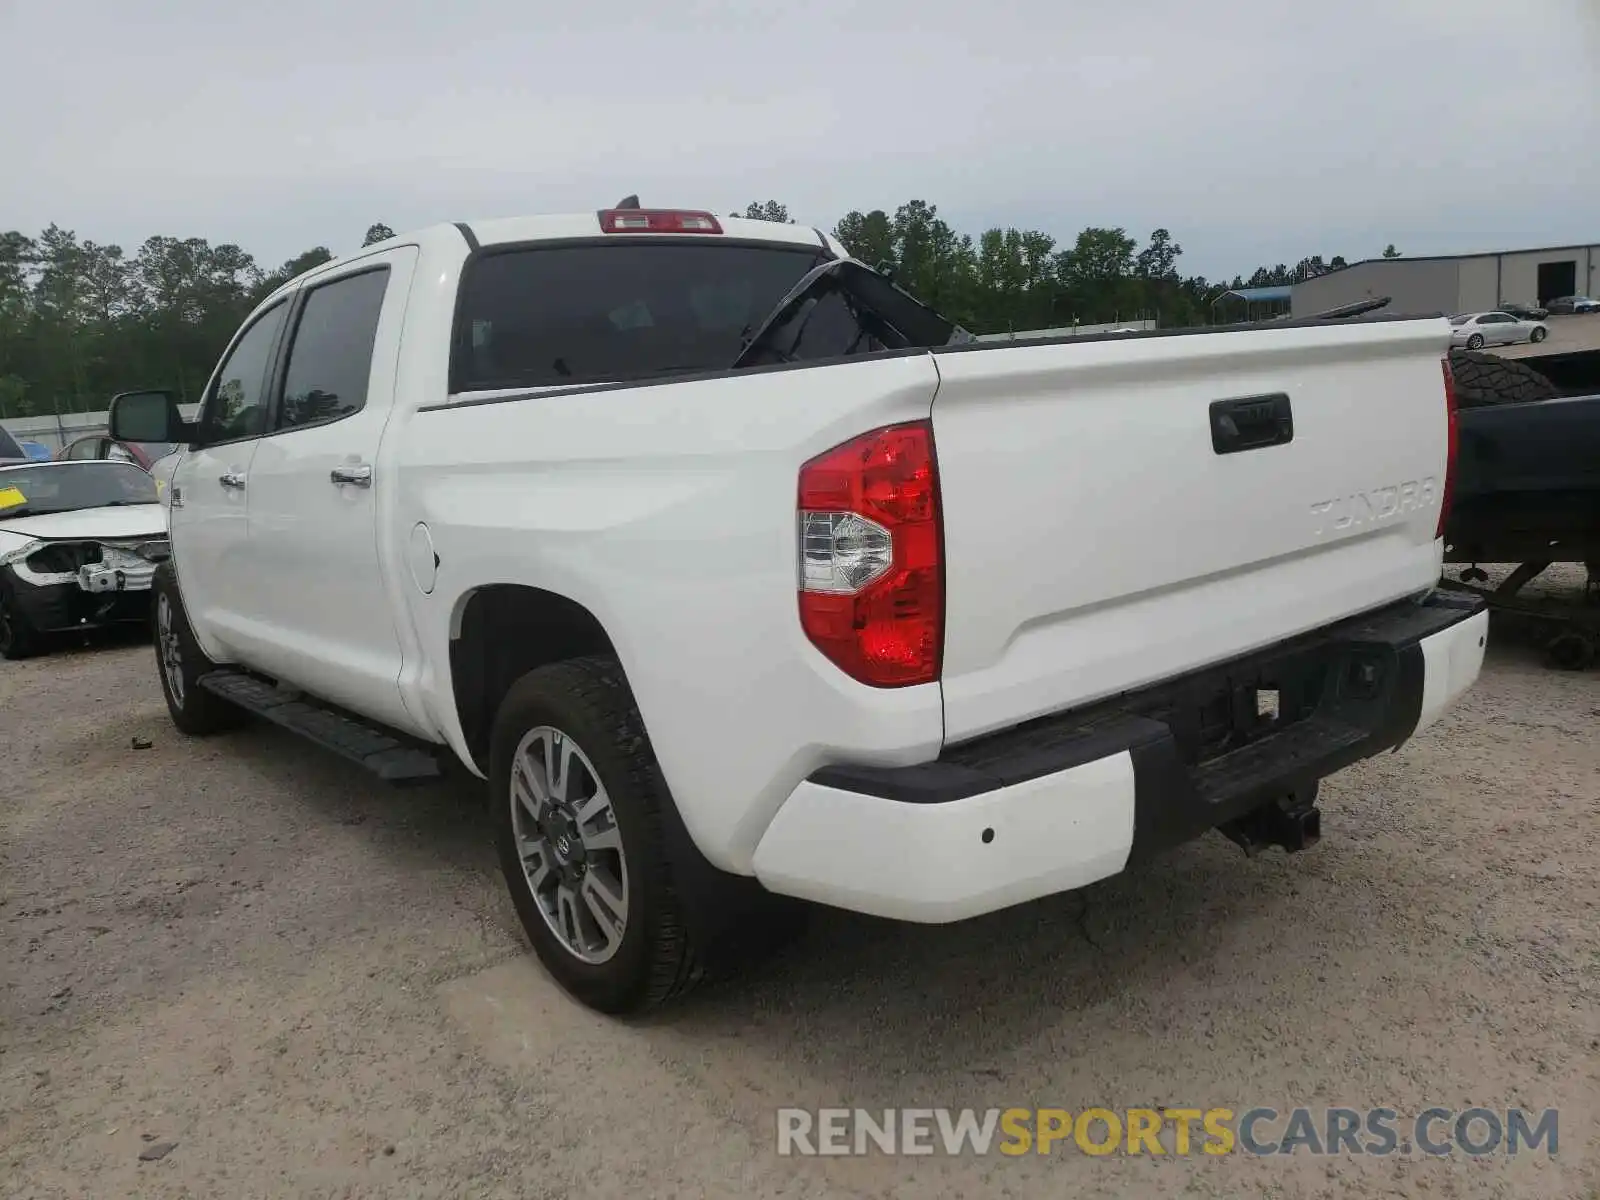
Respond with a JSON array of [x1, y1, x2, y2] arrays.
[[450, 585, 617, 771]]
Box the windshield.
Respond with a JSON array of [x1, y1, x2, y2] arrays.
[[1449, 314, 1475, 325], [451, 241, 828, 390], [0, 462, 159, 520]]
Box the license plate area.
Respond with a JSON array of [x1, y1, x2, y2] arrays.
[[1140, 645, 1339, 769]]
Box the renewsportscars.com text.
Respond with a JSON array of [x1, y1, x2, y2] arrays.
[[775, 1106, 1558, 1158]]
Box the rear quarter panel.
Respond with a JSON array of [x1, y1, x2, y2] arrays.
[[393, 354, 947, 873]]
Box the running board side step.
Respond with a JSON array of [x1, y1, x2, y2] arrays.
[[197, 670, 444, 783]]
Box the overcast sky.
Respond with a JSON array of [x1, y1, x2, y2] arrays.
[[4, 0, 1598, 280]]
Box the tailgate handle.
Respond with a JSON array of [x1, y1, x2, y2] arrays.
[[1209, 393, 1294, 455]]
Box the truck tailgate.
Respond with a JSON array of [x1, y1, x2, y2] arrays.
[[929, 318, 1452, 742]]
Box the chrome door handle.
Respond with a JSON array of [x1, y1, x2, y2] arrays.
[[219, 472, 247, 490], [330, 463, 373, 487]]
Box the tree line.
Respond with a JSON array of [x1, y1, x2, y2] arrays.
[[0, 206, 1386, 419]]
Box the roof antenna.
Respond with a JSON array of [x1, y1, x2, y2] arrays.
[[615, 194, 641, 210]]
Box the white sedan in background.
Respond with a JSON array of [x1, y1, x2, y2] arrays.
[[1449, 311, 1549, 349]]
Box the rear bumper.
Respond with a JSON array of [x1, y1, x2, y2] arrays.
[[750, 590, 1487, 922]]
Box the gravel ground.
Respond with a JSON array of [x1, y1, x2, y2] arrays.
[[2, 572, 1597, 1200], [1497, 313, 1600, 359]]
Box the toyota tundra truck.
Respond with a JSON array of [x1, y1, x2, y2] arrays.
[[109, 205, 1488, 1013]]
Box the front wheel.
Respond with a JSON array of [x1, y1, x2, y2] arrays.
[[0, 579, 44, 660], [1466, 333, 1485, 349], [152, 565, 246, 735], [490, 656, 702, 1014], [1530, 326, 1547, 343]]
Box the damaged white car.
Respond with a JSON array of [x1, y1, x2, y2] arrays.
[[0, 461, 169, 660]]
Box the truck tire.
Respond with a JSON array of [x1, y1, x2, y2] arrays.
[[1447, 348, 1559, 409], [489, 655, 702, 1014], [0, 578, 44, 660], [152, 564, 247, 736]]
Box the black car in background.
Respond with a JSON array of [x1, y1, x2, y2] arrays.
[[1499, 302, 1548, 321]]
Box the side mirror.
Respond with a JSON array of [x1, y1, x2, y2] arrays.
[[109, 390, 192, 444]]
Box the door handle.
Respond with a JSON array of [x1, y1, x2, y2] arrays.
[[330, 463, 373, 487], [1209, 393, 1294, 455], [219, 471, 247, 489]]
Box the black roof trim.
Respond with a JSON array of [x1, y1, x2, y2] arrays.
[[453, 222, 479, 251]]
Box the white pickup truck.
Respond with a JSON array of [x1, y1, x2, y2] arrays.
[[110, 205, 1488, 1013]]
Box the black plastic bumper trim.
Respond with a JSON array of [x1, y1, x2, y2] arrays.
[[807, 591, 1484, 827]]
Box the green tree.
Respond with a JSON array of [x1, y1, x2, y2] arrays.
[[732, 202, 791, 224], [32, 225, 97, 408], [363, 223, 396, 246], [1292, 255, 1328, 282], [0, 374, 27, 419], [975, 227, 1058, 331], [885, 200, 977, 322], [1382, 244, 1401, 258], [833, 209, 895, 270], [259, 247, 336, 296], [1056, 227, 1138, 322], [0, 233, 37, 404], [1135, 228, 1182, 281]]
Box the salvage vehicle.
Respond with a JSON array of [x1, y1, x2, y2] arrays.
[[108, 204, 1487, 1013], [0, 461, 169, 659]]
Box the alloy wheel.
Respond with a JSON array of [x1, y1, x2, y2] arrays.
[[157, 593, 185, 707], [509, 725, 630, 964]]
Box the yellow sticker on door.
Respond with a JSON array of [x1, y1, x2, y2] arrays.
[[0, 486, 26, 510]]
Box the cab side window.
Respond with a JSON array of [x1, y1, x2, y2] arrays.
[[197, 302, 289, 445], [274, 268, 390, 432]]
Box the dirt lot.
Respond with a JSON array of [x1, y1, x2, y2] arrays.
[[1499, 312, 1600, 359], [2, 572, 1597, 1199]]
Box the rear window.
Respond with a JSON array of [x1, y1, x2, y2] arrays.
[[1449, 314, 1474, 325], [452, 241, 826, 391]]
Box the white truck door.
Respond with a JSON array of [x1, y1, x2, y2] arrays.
[[170, 298, 291, 662], [232, 246, 425, 735]]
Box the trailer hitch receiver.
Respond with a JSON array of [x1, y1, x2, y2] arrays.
[[1221, 790, 1322, 857]]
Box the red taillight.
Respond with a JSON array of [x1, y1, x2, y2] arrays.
[[1438, 357, 1458, 540], [797, 422, 943, 687], [597, 209, 722, 235]]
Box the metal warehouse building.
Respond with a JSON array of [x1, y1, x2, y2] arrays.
[[1290, 243, 1600, 318]]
